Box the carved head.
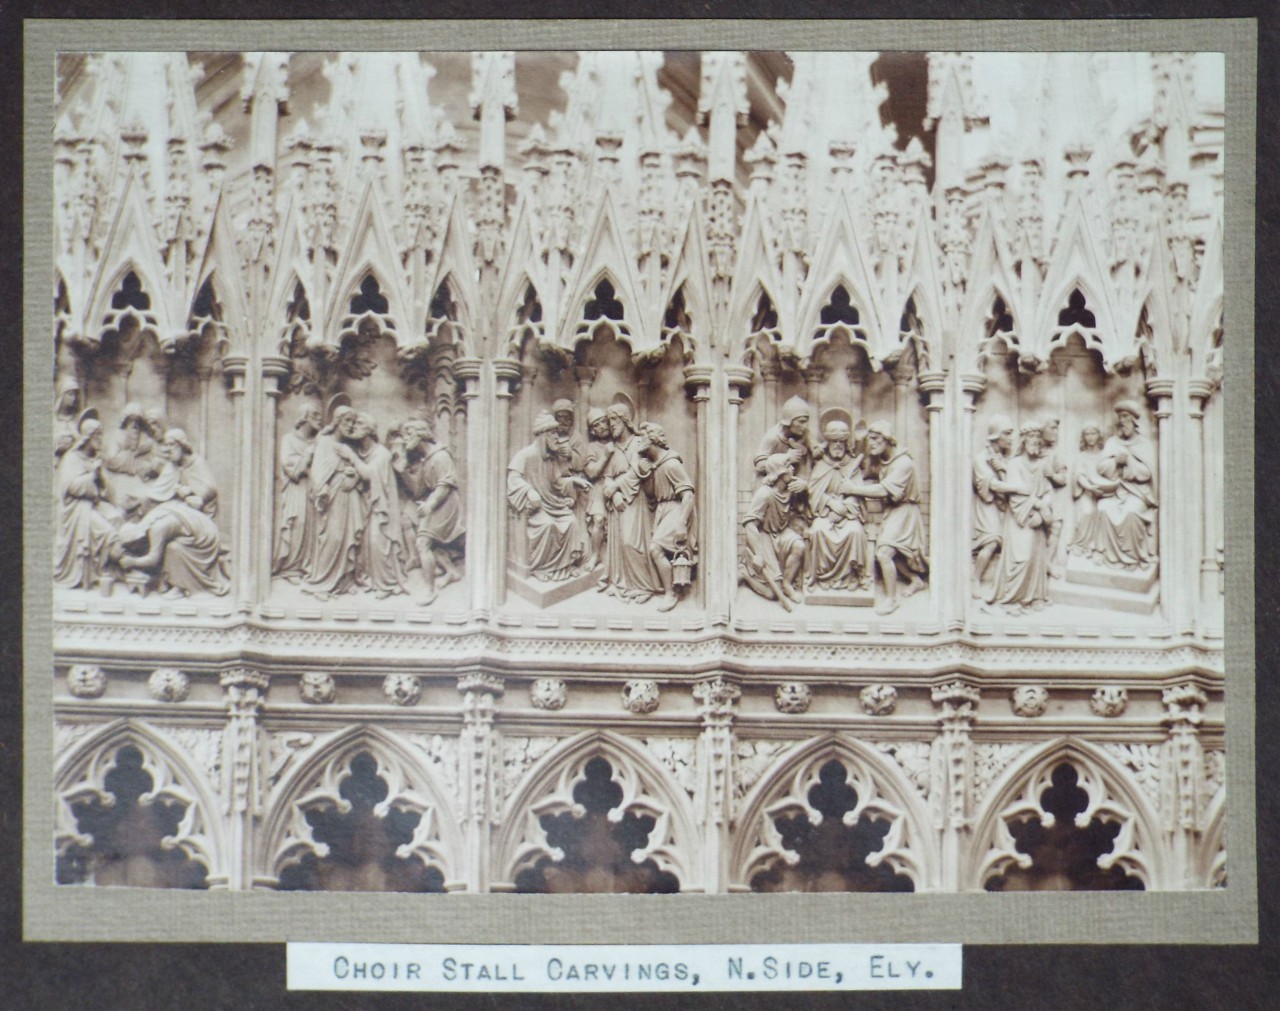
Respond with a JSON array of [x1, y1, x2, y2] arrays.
[[1041, 417, 1060, 446], [551, 398, 575, 434], [763, 453, 794, 487], [1114, 399, 1141, 436], [162, 428, 193, 463], [75, 418, 104, 454], [299, 405, 323, 432], [606, 403, 634, 439], [1019, 422, 1044, 458], [986, 415, 1014, 453], [780, 396, 811, 438], [822, 419, 851, 460], [865, 420, 895, 458], [1079, 422, 1102, 450], [587, 408, 610, 440], [637, 421, 669, 453]]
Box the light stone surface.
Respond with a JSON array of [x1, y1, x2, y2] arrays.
[[47, 48, 1227, 897]]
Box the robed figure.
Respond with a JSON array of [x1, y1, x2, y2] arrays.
[[303, 406, 370, 598], [600, 403, 661, 600], [637, 422, 697, 612], [806, 417, 871, 592], [986, 423, 1053, 614], [1070, 401, 1157, 570], [740, 454, 808, 610], [354, 413, 409, 598], [273, 405, 321, 581], [507, 412, 592, 582], [54, 418, 121, 590]]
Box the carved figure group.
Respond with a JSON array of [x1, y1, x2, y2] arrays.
[[508, 400, 696, 611], [971, 400, 1158, 614], [739, 398, 926, 615], [1069, 401, 1157, 570], [272, 400, 466, 603], [54, 403, 230, 598]]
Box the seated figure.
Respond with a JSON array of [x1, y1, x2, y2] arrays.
[[117, 430, 229, 597]]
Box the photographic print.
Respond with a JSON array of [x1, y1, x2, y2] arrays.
[[30, 27, 1249, 944]]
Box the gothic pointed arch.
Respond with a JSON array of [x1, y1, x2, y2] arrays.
[[413, 190, 480, 356], [960, 201, 1026, 370], [55, 717, 226, 888], [322, 178, 411, 346], [264, 191, 317, 353], [897, 205, 947, 371], [1033, 192, 1121, 367], [794, 189, 885, 363], [655, 199, 712, 362], [259, 723, 466, 891], [727, 191, 789, 361], [188, 192, 250, 356], [494, 193, 553, 356], [557, 190, 644, 352], [494, 730, 702, 893], [83, 170, 172, 344], [730, 734, 936, 892], [968, 736, 1165, 891], [1189, 219, 1224, 376]]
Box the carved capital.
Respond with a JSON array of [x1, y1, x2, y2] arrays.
[[1144, 377, 1175, 408], [725, 365, 754, 405], [493, 357, 523, 397], [261, 355, 291, 398], [222, 355, 249, 395], [455, 356, 483, 400], [683, 364, 713, 401], [959, 373, 987, 404], [932, 681, 980, 730]]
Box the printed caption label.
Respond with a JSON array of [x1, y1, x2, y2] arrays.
[[287, 942, 962, 992]]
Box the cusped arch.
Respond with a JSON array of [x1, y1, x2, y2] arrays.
[[259, 723, 466, 890], [967, 736, 1167, 891], [55, 717, 227, 885], [425, 270, 476, 356], [88, 260, 167, 345], [730, 733, 938, 891], [566, 269, 635, 352], [797, 276, 877, 361], [494, 730, 703, 892]]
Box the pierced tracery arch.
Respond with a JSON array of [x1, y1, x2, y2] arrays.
[[55, 718, 225, 888], [969, 738, 1164, 891], [259, 725, 464, 891], [731, 735, 935, 892], [495, 731, 701, 893]]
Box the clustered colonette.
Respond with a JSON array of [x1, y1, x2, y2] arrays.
[[51, 51, 1224, 893]]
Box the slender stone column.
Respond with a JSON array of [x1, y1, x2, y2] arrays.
[[891, 354, 915, 445], [1188, 378, 1219, 617], [759, 358, 780, 434], [220, 356, 251, 605], [491, 358, 524, 608], [693, 674, 740, 893], [931, 680, 979, 891], [846, 359, 868, 423], [458, 672, 504, 892], [918, 370, 948, 626], [1146, 378, 1176, 627], [455, 356, 489, 615], [218, 667, 269, 890], [257, 356, 291, 603], [684, 365, 716, 617], [721, 365, 755, 628], [958, 374, 987, 626], [1160, 684, 1207, 888]]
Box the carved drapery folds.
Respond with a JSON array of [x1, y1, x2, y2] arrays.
[[51, 51, 1226, 898]]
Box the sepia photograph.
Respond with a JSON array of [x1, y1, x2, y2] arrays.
[[27, 23, 1252, 953]]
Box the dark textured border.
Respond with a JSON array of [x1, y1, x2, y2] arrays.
[[22, 19, 1256, 949]]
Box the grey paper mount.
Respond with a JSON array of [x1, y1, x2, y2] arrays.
[[26, 20, 1256, 944]]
